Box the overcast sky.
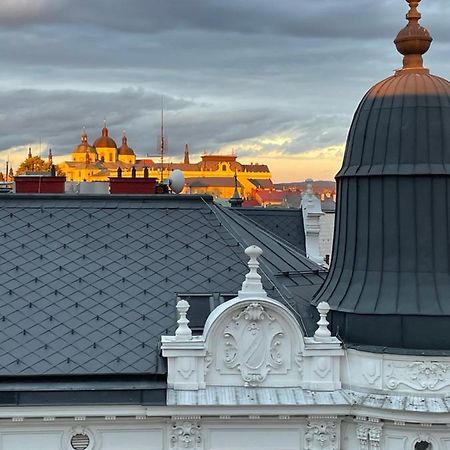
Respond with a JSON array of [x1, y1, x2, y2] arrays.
[[0, 0, 449, 181]]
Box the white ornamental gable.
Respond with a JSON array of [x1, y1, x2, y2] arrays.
[[207, 299, 301, 387], [162, 245, 342, 391]]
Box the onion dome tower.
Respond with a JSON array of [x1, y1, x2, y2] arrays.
[[118, 132, 136, 165], [313, 0, 450, 351], [94, 122, 118, 162], [72, 129, 98, 163]]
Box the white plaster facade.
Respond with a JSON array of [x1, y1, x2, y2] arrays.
[[1, 246, 449, 449], [319, 212, 335, 265], [301, 180, 324, 265], [301, 180, 335, 267]]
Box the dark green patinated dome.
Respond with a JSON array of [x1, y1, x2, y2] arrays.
[[314, 0, 450, 352]]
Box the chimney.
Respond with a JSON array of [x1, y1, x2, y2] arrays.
[[14, 175, 66, 194], [109, 174, 157, 194]]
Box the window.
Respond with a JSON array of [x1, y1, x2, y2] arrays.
[[222, 164, 227, 171], [415, 442, 431, 450]]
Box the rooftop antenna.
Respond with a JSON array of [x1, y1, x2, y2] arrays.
[[5, 155, 9, 182], [160, 96, 166, 182]]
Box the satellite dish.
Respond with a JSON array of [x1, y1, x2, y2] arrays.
[[169, 170, 185, 194]]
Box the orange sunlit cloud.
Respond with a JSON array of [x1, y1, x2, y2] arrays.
[[240, 146, 344, 183], [215, 136, 344, 182]]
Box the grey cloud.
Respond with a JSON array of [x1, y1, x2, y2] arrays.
[[0, 88, 191, 153], [1, 0, 448, 42], [0, 0, 67, 26], [0, 84, 347, 162], [0, 0, 448, 177]]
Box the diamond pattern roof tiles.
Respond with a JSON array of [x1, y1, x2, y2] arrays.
[[0, 194, 324, 377], [235, 207, 306, 253]]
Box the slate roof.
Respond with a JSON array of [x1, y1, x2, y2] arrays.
[[0, 194, 325, 378], [321, 197, 336, 213], [243, 164, 270, 173], [233, 207, 306, 253], [248, 179, 274, 189]]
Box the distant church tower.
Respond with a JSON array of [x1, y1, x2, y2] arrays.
[[184, 144, 190, 165]]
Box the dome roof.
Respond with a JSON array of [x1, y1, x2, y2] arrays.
[[94, 126, 117, 149], [338, 72, 450, 178], [118, 134, 135, 156], [314, 0, 450, 352], [73, 130, 97, 155]]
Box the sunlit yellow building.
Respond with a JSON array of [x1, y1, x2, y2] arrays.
[[60, 126, 274, 200]]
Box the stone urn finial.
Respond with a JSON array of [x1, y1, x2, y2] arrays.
[[175, 299, 192, 340], [314, 301, 332, 341], [238, 245, 267, 299]]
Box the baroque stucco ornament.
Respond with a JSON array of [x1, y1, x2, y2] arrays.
[[305, 418, 338, 450], [356, 419, 383, 450], [170, 419, 202, 449], [386, 361, 450, 391], [223, 302, 285, 386]]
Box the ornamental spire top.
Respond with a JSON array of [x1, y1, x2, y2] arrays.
[[394, 0, 432, 71]]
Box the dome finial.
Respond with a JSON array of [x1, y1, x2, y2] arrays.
[[394, 0, 432, 72], [102, 120, 108, 137]]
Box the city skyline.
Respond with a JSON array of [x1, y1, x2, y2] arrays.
[[0, 0, 449, 182]]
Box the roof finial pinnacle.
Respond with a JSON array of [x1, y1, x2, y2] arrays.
[[394, 0, 432, 72], [238, 246, 267, 298], [175, 299, 192, 340], [229, 169, 244, 207]]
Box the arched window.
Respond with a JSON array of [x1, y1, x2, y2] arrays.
[[110, 153, 113, 162], [415, 442, 431, 450], [222, 164, 227, 171]]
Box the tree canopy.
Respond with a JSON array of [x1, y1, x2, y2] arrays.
[[15, 156, 65, 176]]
